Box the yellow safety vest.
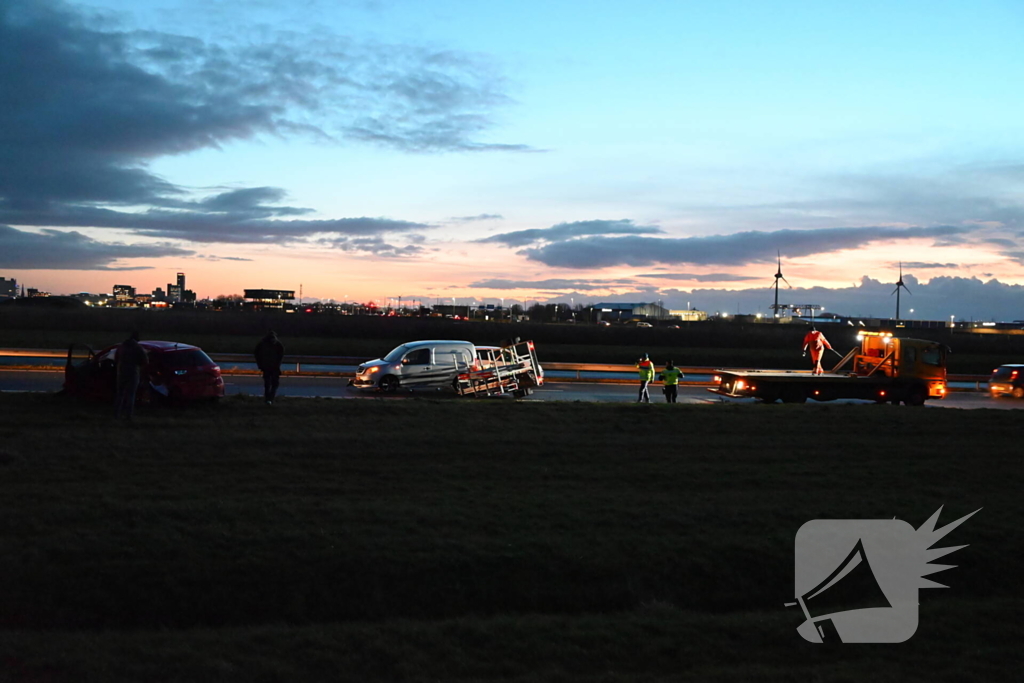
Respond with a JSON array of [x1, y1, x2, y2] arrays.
[[662, 367, 683, 385]]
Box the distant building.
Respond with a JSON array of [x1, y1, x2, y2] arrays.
[[244, 288, 295, 310], [113, 284, 136, 307], [592, 302, 670, 321], [1, 277, 18, 300], [27, 288, 50, 298], [152, 286, 167, 302], [167, 284, 182, 302], [669, 309, 708, 322]]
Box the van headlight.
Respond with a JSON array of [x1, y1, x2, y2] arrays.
[[367, 366, 379, 374]]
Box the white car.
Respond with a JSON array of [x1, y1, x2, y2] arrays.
[[351, 340, 476, 393], [636, 322, 653, 328]]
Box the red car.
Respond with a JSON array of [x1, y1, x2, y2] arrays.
[[64, 340, 225, 403]]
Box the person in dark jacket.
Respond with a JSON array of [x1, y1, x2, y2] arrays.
[[114, 331, 148, 419], [659, 360, 684, 403], [254, 330, 285, 404]]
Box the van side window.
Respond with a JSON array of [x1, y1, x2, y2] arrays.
[[921, 346, 942, 366], [403, 348, 431, 365]]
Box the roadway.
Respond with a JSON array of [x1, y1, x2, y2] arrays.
[[1, 368, 1021, 409]]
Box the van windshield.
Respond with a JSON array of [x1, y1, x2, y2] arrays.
[[383, 345, 410, 363]]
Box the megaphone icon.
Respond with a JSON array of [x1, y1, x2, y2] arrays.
[[794, 538, 892, 642]]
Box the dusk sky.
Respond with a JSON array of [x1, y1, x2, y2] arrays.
[[3, 0, 1023, 320]]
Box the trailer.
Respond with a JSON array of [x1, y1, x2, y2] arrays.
[[455, 339, 544, 399], [708, 331, 948, 405]]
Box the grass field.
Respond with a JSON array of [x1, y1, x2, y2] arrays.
[[1, 392, 1022, 681]]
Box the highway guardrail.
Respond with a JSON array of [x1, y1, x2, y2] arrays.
[[0, 348, 992, 388]]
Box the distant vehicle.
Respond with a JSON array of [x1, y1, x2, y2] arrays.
[[64, 340, 224, 403], [636, 322, 653, 328], [667, 325, 680, 329], [596, 320, 611, 327], [351, 340, 476, 393], [709, 331, 947, 405], [988, 364, 1024, 398]]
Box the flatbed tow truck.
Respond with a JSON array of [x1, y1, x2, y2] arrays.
[[709, 331, 948, 405]]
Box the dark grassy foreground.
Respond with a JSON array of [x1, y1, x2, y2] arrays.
[[1, 393, 1022, 682]]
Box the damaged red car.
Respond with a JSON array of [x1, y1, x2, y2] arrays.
[[64, 340, 225, 403]]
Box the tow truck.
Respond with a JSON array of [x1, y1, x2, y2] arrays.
[[455, 339, 544, 399], [709, 331, 948, 405]]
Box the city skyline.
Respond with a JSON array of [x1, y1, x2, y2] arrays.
[[2, 0, 1023, 320]]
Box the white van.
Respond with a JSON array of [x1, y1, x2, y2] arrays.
[[351, 340, 476, 393]]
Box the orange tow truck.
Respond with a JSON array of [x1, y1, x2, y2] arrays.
[[709, 331, 948, 405]]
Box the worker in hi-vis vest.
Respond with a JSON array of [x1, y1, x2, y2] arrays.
[[636, 353, 655, 403], [659, 360, 685, 403]]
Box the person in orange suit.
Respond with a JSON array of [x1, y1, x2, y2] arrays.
[[802, 327, 832, 376]]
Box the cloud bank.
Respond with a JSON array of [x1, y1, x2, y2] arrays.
[[479, 219, 664, 248], [0, 0, 527, 264], [0, 225, 192, 270], [514, 225, 966, 268]]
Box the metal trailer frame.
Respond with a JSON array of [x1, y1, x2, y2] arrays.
[[455, 340, 543, 398]]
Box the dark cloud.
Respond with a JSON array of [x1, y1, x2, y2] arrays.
[[0, 0, 525, 259], [523, 274, 1024, 322], [651, 275, 1024, 322], [321, 235, 426, 257], [0, 201, 431, 244], [898, 262, 958, 269], [193, 188, 311, 216], [479, 219, 664, 247], [450, 214, 503, 222], [0, 225, 193, 270], [196, 254, 253, 262], [518, 225, 967, 269], [636, 273, 760, 282], [983, 238, 1018, 248], [467, 278, 638, 291]]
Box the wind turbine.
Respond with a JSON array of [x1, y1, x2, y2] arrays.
[[892, 262, 911, 320], [769, 251, 792, 319]]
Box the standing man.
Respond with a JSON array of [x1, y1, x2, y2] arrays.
[[659, 360, 684, 403], [114, 331, 148, 419], [802, 326, 832, 376], [255, 330, 285, 404], [635, 353, 655, 403]]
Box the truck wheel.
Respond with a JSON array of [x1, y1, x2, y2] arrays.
[[513, 390, 525, 399], [380, 376, 399, 394], [1013, 387, 1024, 399], [781, 387, 806, 404], [905, 388, 926, 406]]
